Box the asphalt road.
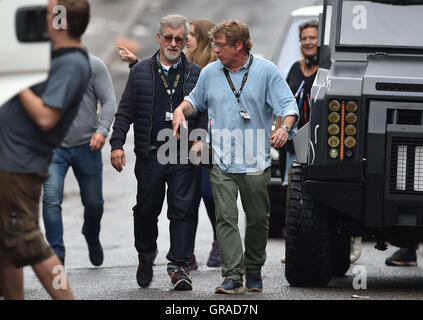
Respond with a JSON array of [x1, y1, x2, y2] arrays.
[[12, 0, 423, 303]]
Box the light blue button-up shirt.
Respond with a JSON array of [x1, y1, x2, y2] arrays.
[[185, 55, 299, 173]]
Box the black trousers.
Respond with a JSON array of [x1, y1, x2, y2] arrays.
[[133, 150, 195, 270]]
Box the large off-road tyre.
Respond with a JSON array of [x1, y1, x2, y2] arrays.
[[285, 162, 332, 287], [330, 232, 351, 277]]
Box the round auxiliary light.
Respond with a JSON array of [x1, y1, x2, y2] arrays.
[[329, 148, 339, 159], [346, 150, 353, 158], [328, 112, 340, 123], [328, 136, 340, 148], [345, 124, 357, 136], [329, 100, 340, 112], [328, 124, 340, 135], [346, 101, 358, 113], [345, 136, 356, 148], [345, 112, 357, 124]]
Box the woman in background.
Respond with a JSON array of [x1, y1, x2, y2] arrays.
[[277, 20, 362, 264], [275, 20, 319, 187], [184, 18, 220, 270]]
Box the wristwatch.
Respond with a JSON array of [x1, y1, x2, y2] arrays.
[[282, 125, 292, 133]]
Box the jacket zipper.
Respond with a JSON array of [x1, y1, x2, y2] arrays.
[[146, 60, 155, 158], [145, 56, 193, 158]]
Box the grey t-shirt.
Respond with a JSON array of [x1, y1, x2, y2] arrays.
[[60, 54, 116, 148], [0, 48, 91, 173]]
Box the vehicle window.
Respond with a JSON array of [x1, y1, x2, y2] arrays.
[[339, 0, 423, 47]]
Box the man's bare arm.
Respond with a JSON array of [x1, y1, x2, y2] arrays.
[[172, 100, 195, 137], [18, 89, 61, 131], [281, 115, 296, 130], [274, 116, 282, 130], [270, 115, 297, 148]]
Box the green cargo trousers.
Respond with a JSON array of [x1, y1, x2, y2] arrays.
[[209, 165, 271, 281]]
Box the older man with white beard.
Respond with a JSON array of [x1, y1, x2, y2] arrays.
[[110, 14, 207, 291]]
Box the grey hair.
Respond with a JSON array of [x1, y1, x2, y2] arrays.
[[159, 14, 189, 38]]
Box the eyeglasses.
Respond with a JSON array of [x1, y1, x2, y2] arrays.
[[211, 42, 228, 49], [161, 34, 186, 45]]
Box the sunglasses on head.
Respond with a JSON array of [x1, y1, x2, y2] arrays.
[[161, 34, 185, 45]]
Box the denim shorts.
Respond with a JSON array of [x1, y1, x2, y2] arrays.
[[0, 170, 54, 267]]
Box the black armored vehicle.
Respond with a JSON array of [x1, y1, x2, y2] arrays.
[[285, 0, 423, 286]]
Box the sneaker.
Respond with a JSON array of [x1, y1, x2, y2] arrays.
[[207, 241, 221, 267], [187, 256, 198, 271], [85, 237, 103, 267], [246, 273, 263, 292], [215, 278, 245, 294], [385, 248, 417, 266], [170, 266, 192, 291], [136, 258, 154, 288]]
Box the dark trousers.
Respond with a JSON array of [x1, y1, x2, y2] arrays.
[[133, 151, 195, 271]]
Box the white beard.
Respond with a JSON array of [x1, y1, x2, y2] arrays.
[[164, 46, 181, 62]]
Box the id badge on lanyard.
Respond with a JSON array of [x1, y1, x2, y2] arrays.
[[165, 111, 173, 121], [158, 66, 181, 122], [223, 55, 254, 121]]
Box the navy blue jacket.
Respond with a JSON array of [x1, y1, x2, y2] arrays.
[[110, 51, 207, 158]]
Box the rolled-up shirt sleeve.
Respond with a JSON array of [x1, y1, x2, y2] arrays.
[[184, 68, 208, 116], [266, 67, 299, 136]]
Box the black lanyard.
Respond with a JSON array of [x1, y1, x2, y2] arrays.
[[223, 55, 254, 108], [158, 65, 182, 111]]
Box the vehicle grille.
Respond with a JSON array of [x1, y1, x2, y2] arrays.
[[376, 82, 423, 93], [389, 137, 423, 194]]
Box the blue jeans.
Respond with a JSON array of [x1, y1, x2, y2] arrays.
[[42, 144, 104, 260]]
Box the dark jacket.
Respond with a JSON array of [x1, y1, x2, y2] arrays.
[[110, 51, 207, 158]]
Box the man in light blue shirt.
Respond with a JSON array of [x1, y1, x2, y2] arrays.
[[184, 44, 298, 173], [173, 20, 298, 294]]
